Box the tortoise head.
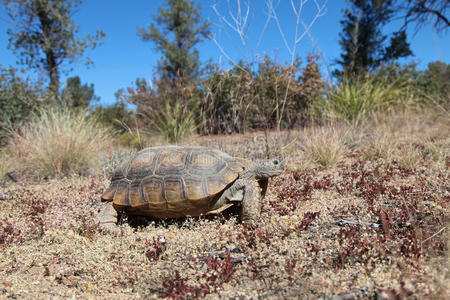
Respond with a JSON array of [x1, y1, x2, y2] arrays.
[[241, 158, 285, 180]]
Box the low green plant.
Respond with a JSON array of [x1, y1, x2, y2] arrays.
[[318, 72, 413, 125], [6, 107, 113, 179]]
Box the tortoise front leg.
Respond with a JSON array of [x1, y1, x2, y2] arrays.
[[227, 179, 262, 225], [240, 180, 262, 225]]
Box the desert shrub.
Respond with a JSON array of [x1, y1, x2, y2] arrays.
[[317, 71, 414, 125], [6, 107, 112, 179], [91, 101, 134, 135], [201, 55, 325, 133], [101, 148, 135, 178], [117, 131, 148, 150], [155, 100, 197, 143], [363, 62, 449, 110]]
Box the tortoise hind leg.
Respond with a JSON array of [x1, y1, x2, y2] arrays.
[[96, 201, 118, 230]]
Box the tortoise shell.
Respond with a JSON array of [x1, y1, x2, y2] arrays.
[[101, 146, 244, 218]]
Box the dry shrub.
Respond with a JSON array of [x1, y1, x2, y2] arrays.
[[299, 125, 347, 169], [6, 108, 112, 179]]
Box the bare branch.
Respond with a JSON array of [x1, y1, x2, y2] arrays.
[[266, 0, 292, 55], [212, 0, 253, 62]]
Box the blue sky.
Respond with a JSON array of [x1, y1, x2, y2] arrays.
[[0, 0, 448, 106]]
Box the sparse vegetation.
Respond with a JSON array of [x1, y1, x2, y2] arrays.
[[299, 125, 347, 169], [0, 110, 448, 299]]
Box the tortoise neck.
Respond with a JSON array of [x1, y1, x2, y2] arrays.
[[239, 163, 259, 180]]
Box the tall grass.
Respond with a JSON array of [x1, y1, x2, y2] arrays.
[[317, 73, 414, 125], [6, 108, 112, 179]]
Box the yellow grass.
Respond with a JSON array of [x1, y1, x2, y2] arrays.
[[299, 125, 347, 169], [5, 108, 113, 179]]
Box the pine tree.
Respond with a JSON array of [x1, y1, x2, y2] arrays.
[[336, 0, 412, 76], [3, 0, 104, 95], [137, 0, 211, 101]]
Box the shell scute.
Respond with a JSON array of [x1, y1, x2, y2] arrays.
[[164, 178, 185, 204], [156, 150, 187, 175], [127, 149, 157, 179], [142, 177, 165, 209], [113, 181, 130, 208], [184, 177, 208, 202], [129, 180, 146, 207], [188, 151, 225, 175]]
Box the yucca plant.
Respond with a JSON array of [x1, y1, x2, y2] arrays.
[[6, 107, 112, 179], [154, 100, 197, 143], [318, 72, 414, 125]]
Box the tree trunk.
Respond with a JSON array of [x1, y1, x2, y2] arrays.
[[47, 53, 59, 94], [37, 3, 60, 95]]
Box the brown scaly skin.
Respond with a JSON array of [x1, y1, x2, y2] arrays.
[[97, 147, 284, 228]]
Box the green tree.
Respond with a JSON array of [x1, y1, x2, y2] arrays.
[[2, 0, 104, 95], [0, 65, 43, 146], [336, 0, 412, 76], [416, 61, 449, 106], [61, 76, 99, 109], [128, 0, 211, 142], [137, 0, 211, 100]]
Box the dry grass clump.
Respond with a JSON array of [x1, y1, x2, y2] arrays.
[[0, 148, 13, 183], [360, 125, 400, 162], [5, 108, 113, 179], [298, 125, 347, 169]]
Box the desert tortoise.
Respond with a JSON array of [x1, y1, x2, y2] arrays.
[[98, 146, 284, 227]]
